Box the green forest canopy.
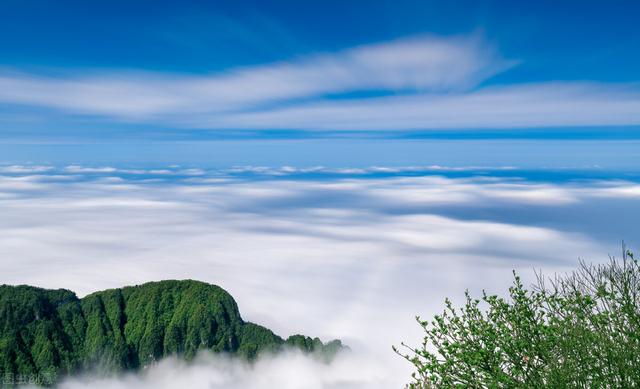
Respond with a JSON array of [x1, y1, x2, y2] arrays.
[[0, 280, 344, 385]]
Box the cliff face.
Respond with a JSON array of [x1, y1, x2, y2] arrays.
[[0, 280, 343, 382]]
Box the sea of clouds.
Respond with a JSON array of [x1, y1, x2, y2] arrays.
[[40, 351, 394, 389], [2, 165, 638, 388]]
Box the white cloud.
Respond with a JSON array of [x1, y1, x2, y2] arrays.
[[1, 35, 639, 132], [585, 182, 640, 198], [0, 165, 53, 173], [0, 35, 508, 119], [2, 34, 639, 132], [64, 165, 118, 173], [223, 165, 518, 176], [2, 171, 637, 387], [49, 351, 398, 389], [198, 82, 640, 130], [0, 169, 631, 388]]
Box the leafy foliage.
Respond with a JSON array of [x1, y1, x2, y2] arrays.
[[397, 249, 640, 388], [0, 280, 343, 384]]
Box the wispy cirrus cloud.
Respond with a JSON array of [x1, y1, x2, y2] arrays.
[[199, 82, 640, 130], [3, 34, 639, 134], [0, 35, 510, 118]]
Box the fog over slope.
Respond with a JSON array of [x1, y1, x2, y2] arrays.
[[2, 166, 638, 387], [42, 351, 390, 389]]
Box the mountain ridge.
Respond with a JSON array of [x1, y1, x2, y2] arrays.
[[0, 280, 344, 384]]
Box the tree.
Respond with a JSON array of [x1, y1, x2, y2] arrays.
[[396, 247, 640, 388]]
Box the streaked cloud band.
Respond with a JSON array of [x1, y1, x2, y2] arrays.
[[2, 35, 638, 132]]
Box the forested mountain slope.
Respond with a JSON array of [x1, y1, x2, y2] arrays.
[[0, 280, 343, 383]]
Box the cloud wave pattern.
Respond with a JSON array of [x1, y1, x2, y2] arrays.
[[2, 167, 638, 387]]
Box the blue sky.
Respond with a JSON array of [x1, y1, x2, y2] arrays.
[[0, 0, 639, 166]]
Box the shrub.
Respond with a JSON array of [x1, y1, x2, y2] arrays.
[[396, 247, 640, 388]]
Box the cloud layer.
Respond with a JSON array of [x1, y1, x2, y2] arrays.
[[1, 34, 639, 132], [47, 351, 396, 389], [2, 167, 639, 386]]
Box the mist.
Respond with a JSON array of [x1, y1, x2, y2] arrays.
[[41, 350, 400, 389]]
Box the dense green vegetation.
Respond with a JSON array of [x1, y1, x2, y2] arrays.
[[397, 249, 640, 388], [0, 280, 344, 384]]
